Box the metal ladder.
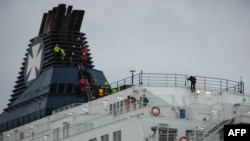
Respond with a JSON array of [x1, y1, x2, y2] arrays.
[[187, 118, 233, 141], [204, 118, 233, 139], [85, 79, 95, 101], [78, 63, 85, 77], [77, 63, 93, 101]]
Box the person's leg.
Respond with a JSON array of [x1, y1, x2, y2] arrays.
[[193, 83, 196, 92], [191, 83, 194, 92]]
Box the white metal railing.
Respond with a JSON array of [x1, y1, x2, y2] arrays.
[[52, 103, 83, 114], [110, 73, 244, 94]]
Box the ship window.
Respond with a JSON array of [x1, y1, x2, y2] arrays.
[[66, 83, 73, 93], [53, 128, 60, 141], [120, 101, 123, 114], [13, 119, 17, 128], [113, 130, 121, 141], [113, 103, 117, 116], [158, 128, 177, 141], [116, 102, 120, 115], [30, 112, 35, 121], [50, 83, 57, 93], [77, 123, 87, 133], [89, 138, 97, 141], [8, 121, 12, 129], [23, 115, 30, 124], [185, 130, 193, 136], [18, 117, 24, 126], [58, 83, 65, 93], [101, 134, 109, 141], [185, 129, 204, 140], [75, 86, 81, 93], [109, 104, 112, 115], [63, 124, 69, 138]]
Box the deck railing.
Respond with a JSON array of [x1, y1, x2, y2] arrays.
[[109, 73, 244, 94]]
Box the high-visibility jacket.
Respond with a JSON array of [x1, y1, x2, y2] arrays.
[[112, 88, 117, 93], [79, 78, 86, 86], [104, 82, 110, 94], [60, 49, 66, 60], [98, 88, 104, 97], [80, 53, 88, 63], [82, 48, 88, 54], [54, 45, 60, 53], [60, 49, 66, 56]]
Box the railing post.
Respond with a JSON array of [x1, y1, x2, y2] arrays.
[[226, 80, 228, 92], [139, 70, 143, 85], [204, 77, 206, 90], [175, 74, 177, 87], [130, 70, 135, 86], [220, 79, 222, 94], [148, 74, 150, 86], [166, 74, 168, 87], [185, 75, 187, 87]]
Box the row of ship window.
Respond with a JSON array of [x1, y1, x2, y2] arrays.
[[52, 123, 121, 141]]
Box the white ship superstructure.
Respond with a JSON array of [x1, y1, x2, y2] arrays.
[[1, 73, 249, 141]]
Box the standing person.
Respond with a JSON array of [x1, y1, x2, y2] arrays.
[[187, 76, 196, 92], [82, 46, 89, 54], [125, 95, 131, 112], [91, 79, 97, 94], [143, 94, 149, 107], [103, 81, 110, 95], [53, 44, 61, 61], [69, 52, 74, 67], [60, 48, 66, 62], [131, 96, 137, 110], [139, 95, 143, 108], [79, 76, 87, 93], [98, 88, 104, 97], [139, 94, 149, 107], [54, 44, 61, 52], [80, 52, 88, 65]]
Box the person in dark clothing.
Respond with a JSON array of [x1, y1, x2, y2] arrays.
[[139, 94, 149, 107], [143, 94, 149, 107], [187, 76, 196, 92], [69, 52, 75, 67], [131, 96, 137, 110]]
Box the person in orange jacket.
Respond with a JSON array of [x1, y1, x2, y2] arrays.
[[125, 95, 132, 112], [80, 52, 88, 65], [91, 79, 97, 94], [79, 76, 87, 93], [82, 46, 89, 54]]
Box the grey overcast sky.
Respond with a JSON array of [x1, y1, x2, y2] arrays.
[[1, 0, 250, 112]]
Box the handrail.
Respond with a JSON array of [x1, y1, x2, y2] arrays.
[[52, 103, 83, 114], [109, 72, 244, 94]]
